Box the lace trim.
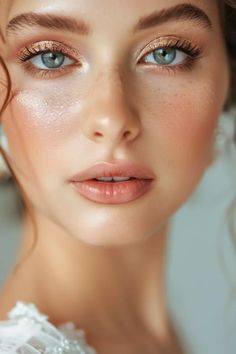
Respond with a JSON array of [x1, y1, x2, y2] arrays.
[[0, 302, 96, 354]]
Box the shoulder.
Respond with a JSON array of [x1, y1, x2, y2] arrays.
[[0, 302, 96, 354]]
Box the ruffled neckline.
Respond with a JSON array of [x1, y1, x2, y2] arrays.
[[0, 301, 96, 353]]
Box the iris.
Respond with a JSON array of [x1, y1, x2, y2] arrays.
[[41, 52, 65, 69], [153, 48, 176, 65]]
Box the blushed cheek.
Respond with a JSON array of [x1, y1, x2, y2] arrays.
[[3, 88, 81, 146], [14, 89, 81, 136], [164, 66, 229, 161], [1, 89, 82, 175], [140, 80, 226, 167], [163, 93, 217, 149]]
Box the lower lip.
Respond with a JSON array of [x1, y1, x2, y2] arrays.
[[71, 179, 154, 204]]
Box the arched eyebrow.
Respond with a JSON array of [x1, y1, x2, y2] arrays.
[[6, 12, 90, 37], [134, 3, 212, 32], [5, 3, 212, 38]]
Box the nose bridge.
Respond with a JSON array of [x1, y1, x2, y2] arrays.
[[92, 65, 132, 120], [97, 64, 122, 95], [82, 65, 140, 144]]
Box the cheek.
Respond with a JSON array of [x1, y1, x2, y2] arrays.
[[130, 65, 229, 198], [158, 90, 216, 158], [135, 74, 227, 168], [1, 89, 82, 176]]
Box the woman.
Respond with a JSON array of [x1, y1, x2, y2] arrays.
[[0, 0, 235, 353]]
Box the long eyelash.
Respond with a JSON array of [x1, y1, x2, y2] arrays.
[[17, 41, 77, 62], [17, 38, 202, 79], [18, 47, 66, 62], [139, 38, 203, 73], [164, 38, 201, 57], [16, 41, 80, 79]]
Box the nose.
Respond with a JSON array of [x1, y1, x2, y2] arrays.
[[81, 69, 141, 145]]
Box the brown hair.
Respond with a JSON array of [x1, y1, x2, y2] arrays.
[[223, 0, 236, 108]]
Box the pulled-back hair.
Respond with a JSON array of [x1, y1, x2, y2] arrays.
[[223, 0, 236, 107]]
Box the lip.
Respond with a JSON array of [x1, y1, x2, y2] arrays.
[[70, 161, 156, 182], [70, 161, 156, 204]]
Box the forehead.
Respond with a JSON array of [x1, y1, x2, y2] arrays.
[[1, 0, 220, 32]]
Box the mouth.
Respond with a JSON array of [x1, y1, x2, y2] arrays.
[[70, 162, 155, 204], [94, 176, 136, 182]]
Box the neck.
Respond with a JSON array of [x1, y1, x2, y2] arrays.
[[0, 211, 177, 349]]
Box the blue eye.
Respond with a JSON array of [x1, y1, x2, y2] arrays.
[[153, 48, 176, 65], [30, 51, 74, 70], [143, 47, 188, 66]]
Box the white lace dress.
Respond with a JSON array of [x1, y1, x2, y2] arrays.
[[0, 302, 97, 354]]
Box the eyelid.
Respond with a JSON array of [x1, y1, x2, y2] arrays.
[[15, 36, 202, 80], [136, 36, 200, 62], [16, 40, 83, 62], [15, 40, 86, 79]]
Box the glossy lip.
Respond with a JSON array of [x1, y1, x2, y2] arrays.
[[69, 161, 156, 204], [70, 161, 156, 182]]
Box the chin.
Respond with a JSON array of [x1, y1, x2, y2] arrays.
[[66, 216, 166, 247], [76, 231, 148, 247]]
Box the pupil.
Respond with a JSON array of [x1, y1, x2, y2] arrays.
[[153, 48, 176, 65], [42, 52, 65, 69]]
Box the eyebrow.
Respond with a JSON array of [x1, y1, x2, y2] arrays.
[[6, 12, 90, 37], [5, 3, 212, 38], [134, 3, 212, 32]]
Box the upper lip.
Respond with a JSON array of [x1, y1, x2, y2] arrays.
[[70, 162, 156, 182]]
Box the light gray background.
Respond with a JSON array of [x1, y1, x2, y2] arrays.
[[168, 111, 236, 354], [0, 111, 236, 354]]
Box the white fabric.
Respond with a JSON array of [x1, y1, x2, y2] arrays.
[[0, 302, 96, 354]]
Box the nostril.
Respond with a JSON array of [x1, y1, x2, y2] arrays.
[[94, 131, 103, 138], [123, 131, 131, 139]]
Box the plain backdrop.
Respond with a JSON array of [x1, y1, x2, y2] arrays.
[[0, 111, 236, 354]]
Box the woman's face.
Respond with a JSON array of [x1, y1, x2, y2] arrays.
[[0, 0, 230, 245]]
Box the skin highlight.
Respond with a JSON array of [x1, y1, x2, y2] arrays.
[[0, 1, 231, 353]]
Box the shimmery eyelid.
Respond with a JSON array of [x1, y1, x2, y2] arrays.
[[15, 37, 202, 80], [16, 40, 84, 80], [137, 36, 202, 62], [17, 40, 82, 62]]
